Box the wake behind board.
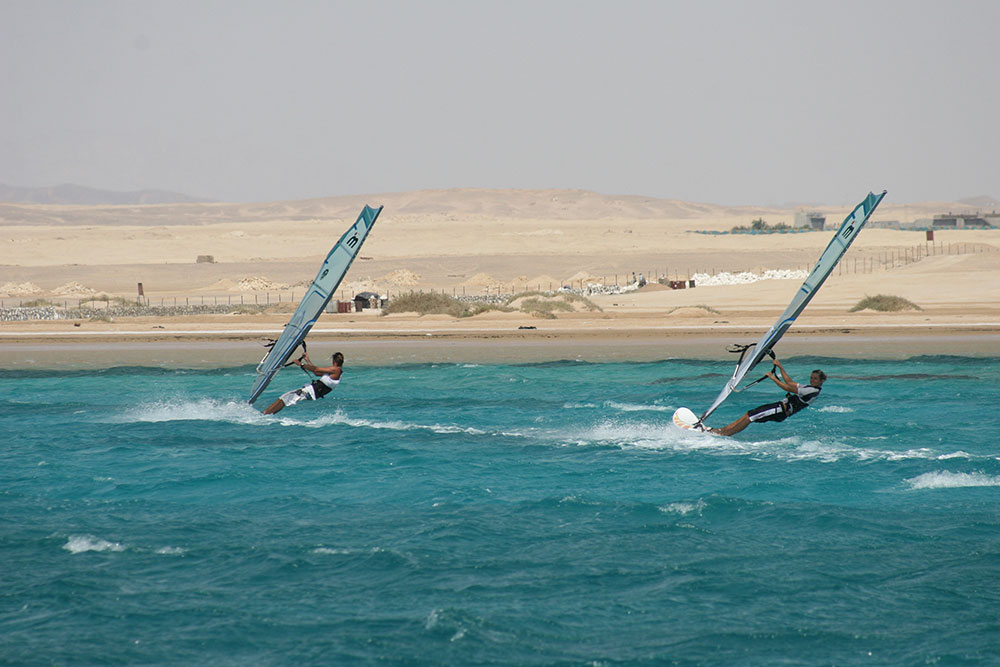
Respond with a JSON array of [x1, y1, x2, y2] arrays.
[[672, 407, 700, 431]]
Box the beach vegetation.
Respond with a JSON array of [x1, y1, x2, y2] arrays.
[[230, 305, 269, 315], [519, 297, 574, 319], [509, 292, 602, 318], [559, 293, 603, 312], [20, 298, 57, 307], [731, 218, 792, 233], [381, 290, 603, 319], [381, 291, 469, 317], [849, 294, 922, 312], [465, 303, 514, 317], [80, 294, 130, 308], [504, 291, 548, 305]]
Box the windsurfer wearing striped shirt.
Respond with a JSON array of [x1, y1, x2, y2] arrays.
[[263, 352, 344, 415], [707, 359, 826, 436]]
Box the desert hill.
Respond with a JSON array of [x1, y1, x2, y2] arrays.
[[0, 182, 213, 206], [0, 187, 993, 227]]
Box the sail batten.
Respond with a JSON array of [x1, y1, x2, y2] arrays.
[[698, 190, 886, 423], [248, 205, 383, 405]]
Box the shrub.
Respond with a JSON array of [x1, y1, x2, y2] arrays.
[[80, 294, 130, 308], [504, 291, 548, 305], [849, 294, 922, 312], [230, 305, 268, 315], [520, 297, 574, 319], [559, 293, 603, 312], [381, 291, 468, 318], [465, 303, 514, 317], [731, 218, 792, 233]]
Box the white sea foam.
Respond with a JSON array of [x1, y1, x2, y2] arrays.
[[312, 547, 353, 555], [604, 401, 674, 413], [64, 535, 125, 554], [817, 406, 854, 413], [577, 420, 752, 455], [660, 499, 707, 516], [155, 546, 186, 555], [117, 400, 506, 439], [291, 410, 489, 436], [117, 398, 265, 425], [906, 471, 1000, 490], [937, 451, 973, 460], [312, 546, 390, 556], [564, 419, 974, 464]]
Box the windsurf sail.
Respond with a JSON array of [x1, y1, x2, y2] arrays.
[[248, 204, 383, 405], [697, 190, 886, 423]]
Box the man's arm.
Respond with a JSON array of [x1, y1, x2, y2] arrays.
[[774, 359, 794, 385], [767, 371, 797, 393], [294, 357, 341, 379]]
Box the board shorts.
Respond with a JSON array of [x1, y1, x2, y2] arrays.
[[748, 400, 789, 424], [279, 377, 335, 407], [280, 383, 317, 407]]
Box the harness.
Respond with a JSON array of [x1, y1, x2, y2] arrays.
[[310, 378, 333, 399], [783, 386, 820, 415]]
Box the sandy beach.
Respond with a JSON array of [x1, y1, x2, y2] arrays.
[[1, 189, 998, 369]]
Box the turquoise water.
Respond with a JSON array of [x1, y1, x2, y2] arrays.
[[2, 355, 999, 664]]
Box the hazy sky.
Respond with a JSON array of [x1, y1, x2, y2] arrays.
[[2, 0, 997, 205]]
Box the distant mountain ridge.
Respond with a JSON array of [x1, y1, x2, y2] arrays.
[[0, 186, 995, 227], [0, 183, 213, 205], [957, 195, 1000, 210]]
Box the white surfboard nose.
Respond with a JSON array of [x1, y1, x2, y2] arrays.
[[672, 407, 698, 430]]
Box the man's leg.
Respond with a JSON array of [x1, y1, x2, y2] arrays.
[[263, 385, 314, 415], [713, 413, 751, 437], [263, 398, 286, 415]]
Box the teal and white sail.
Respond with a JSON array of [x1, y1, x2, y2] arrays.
[[698, 190, 886, 423], [248, 205, 383, 405]]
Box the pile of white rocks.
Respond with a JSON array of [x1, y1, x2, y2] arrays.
[[689, 269, 809, 286]]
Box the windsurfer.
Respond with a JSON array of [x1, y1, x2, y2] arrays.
[[263, 352, 344, 415], [704, 359, 825, 436]]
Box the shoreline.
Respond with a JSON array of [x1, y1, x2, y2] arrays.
[[2, 324, 997, 369]]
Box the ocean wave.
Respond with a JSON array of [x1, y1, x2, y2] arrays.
[[114, 400, 510, 438], [906, 471, 1000, 490], [604, 401, 674, 413], [64, 535, 125, 554], [817, 406, 854, 413], [155, 546, 186, 555], [291, 410, 490, 436], [562, 420, 982, 464], [115, 398, 265, 425], [659, 499, 707, 516]]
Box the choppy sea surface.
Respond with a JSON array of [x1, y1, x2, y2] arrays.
[[2, 355, 999, 664]]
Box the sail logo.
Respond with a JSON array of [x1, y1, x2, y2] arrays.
[[841, 214, 857, 239], [346, 235, 359, 248]]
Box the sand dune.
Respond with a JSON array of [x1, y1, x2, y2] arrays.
[[0, 189, 996, 328]]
